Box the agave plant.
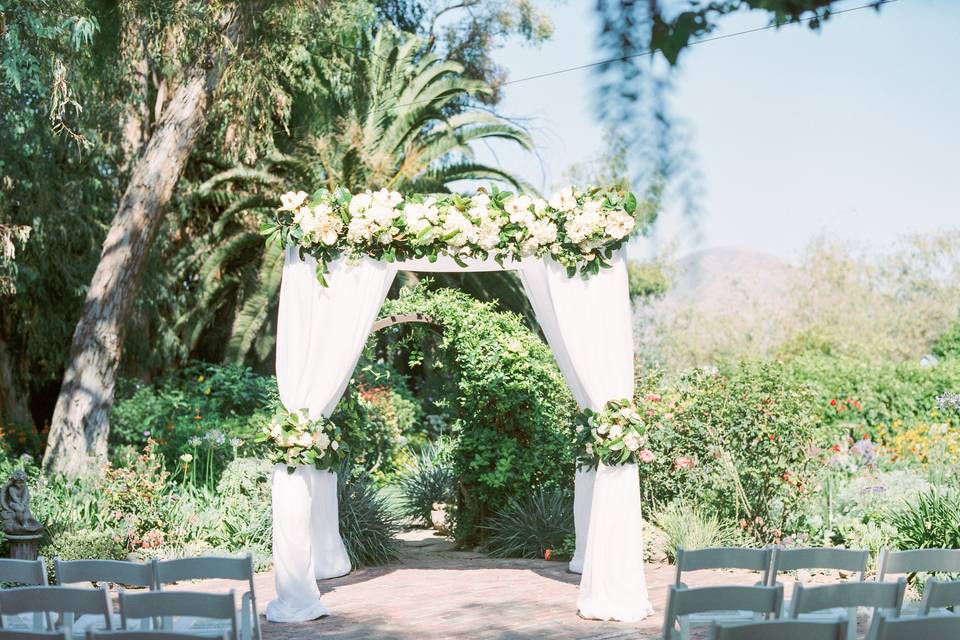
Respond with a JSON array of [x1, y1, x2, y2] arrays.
[[168, 26, 536, 366]]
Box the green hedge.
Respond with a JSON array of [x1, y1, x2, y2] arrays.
[[381, 284, 577, 546]]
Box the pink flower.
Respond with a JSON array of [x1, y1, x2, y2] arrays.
[[645, 394, 661, 403], [639, 449, 655, 463], [674, 456, 695, 470]]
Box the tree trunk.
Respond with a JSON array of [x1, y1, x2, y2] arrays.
[[0, 335, 34, 430], [42, 11, 242, 477]]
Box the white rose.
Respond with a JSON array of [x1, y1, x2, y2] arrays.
[[378, 230, 394, 245], [347, 217, 372, 243], [623, 431, 641, 452], [296, 433, 314, 448], [280, 191, 308, 211], [608, 423, 623, 440], [532, 198, 548, 215], [585, 443, 593, 455], [472, 193, 491, 207], [605, 210, 635, 239], [348, 192, 372, 215], [505, 195, 534, 225], [372, 188, 402, 208], [548, 187, 577, 212], [315, 432, 331, 451], [330, 440, 339, 451]]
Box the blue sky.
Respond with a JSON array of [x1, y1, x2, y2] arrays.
[[476, 0, 960, 260]]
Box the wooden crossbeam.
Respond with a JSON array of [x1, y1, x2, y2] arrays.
[[370, 312, 439, 333]]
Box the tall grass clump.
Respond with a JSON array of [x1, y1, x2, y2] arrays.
[[653, 501, 742, 562], [482, 487, 573, 559], [338, 464, 401, 567]]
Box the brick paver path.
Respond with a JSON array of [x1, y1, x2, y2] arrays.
[[181, 530, 764, 639]]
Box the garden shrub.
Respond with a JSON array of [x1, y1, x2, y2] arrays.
[[482, 487, 573, 560], [637, 361, 829, 543], [338, 464, 401, 568], [652, 501, 742, 562], [397, 439, 456, 526], [112, 363, 276, 477], [889, 489, 960, 550], [933, 318, 960, 359], [381, 284, 577, 546]]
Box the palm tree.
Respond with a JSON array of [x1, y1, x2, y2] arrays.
[[163, 27, 537, 368]]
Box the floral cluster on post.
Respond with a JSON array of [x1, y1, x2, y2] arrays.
[[262, 184, 638, 285], [575, 398, 657, 467], [258, 408, 347, 473]]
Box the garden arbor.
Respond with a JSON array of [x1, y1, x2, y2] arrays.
[[268, 248, 652, 624]]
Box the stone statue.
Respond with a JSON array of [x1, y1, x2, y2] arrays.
[[1, 469, 42, 535]]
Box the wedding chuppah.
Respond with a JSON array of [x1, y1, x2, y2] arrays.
[[263, 185, 653, 623]]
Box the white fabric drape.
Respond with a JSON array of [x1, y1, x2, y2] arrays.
[[269, 250, 395, 622], [522, 254, 652, 621]]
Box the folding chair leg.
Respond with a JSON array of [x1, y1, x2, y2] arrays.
[[240, 594, 252, 640], [846, 607, 857, 640], [678, 614, 691, 640]]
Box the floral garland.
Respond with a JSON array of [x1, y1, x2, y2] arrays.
[[262, 184, 638, 285], [575, 398, 657, 467], [258, 408, 348, 473]]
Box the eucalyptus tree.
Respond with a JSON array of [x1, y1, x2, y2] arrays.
[[167, 26, 536, 367]]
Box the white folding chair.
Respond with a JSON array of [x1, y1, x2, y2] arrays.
[[119, 592, 237, 640], [671, 547, 773, 638], [662, 585, 783, 640], [867, 611, 960, 639], [0, 558, 51, 630], [877, 548, 960, 614], [0, 632, 66, 640], [86, 631, 228, 640], [0, 587, 111, 637], [153, 557, 258, 640], [768, 546, 869, 639], [918, 577, 960, 615], [711, 619, 848, 640], [789, 580, 905, 640], [55, 559, 157, 631]]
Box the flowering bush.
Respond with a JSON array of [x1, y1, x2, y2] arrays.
[[576, 399, 658, 466], [258, 408, 347, 473], [264, 185, 638, 285]]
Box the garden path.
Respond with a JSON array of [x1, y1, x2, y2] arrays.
[[181, 530, 762, 639]]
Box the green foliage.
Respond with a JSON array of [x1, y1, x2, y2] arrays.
[[628, 259, 669, 300], [638, 361, 828, 543], [338, 465, 401, 568], [933, 318, 960, 359], [889, 489, 960, 551], [652, 501, 742, 563], [381, 284, 577, 545], [111, 363, 276, 477], [397, 440, 457, 525], [482, 487, 573, 560]]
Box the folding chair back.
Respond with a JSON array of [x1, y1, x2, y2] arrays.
[[711, 619, 847, 640], [0, 631, 66, 640], [663, 585, 783, 640], [768, 548, 868, 584], [869, 612, 960, 639], [919, 578, 960, 615], [675, 548, 772, 586], [86, 631, 229, 640], [877, 549, 960, 581], [56, 560, 154, 589], [118, 592, 237, 640], [0, 587, 112, 631], [0, 559, 47, 586], [152, 556, 258, 640], [789, 580, 905, 617], [152, 557, 252, 585]]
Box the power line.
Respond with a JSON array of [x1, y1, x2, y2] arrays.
[[501, 0, 898, 87], [374, 0, 897, 114]]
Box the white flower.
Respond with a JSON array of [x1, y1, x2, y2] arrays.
[[279, 191, 308, 211], [605, 210, 635, 240], [296, 433, 314, 448], [505, 195, 534, 226], [548, 187, 577, 212], [442, 209, 476, 247], [528, 219, 558, 245], [372, 188, 402, 208], [532, 198, 548, 215], [472, 193, 491, 208], [378, 230, 394, 245], [330, 440, 339, 451], [623, 432, 641, 452], [315, 432, 331, 451], [404, 202, 437, 237], [347, 217, 373, 243], [585, 443, 593, 455], [477, 219, 501, 250], [608, 423, 623, 440], [348, 192, 372, 215]]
